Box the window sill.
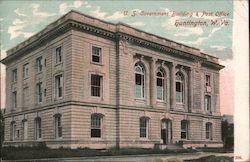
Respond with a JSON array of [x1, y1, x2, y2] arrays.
[[156, 100, 166, 104], [135, 98, 146, 101], [90, 61, 103, 66], [139, 137, 149, 141], [36, 71, 43, 75], [11, 81, 17, 84], [55, 137, 63, 140], [23, 77, 29, 80], [54, 62, 63, 66], [90, 137, 102, 141], [54, 97, 63, 102]]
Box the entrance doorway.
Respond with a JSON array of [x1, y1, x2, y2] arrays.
[[161, 119, 172, 144]]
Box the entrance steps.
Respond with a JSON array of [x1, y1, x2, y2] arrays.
[[154, 144, 184, 150]]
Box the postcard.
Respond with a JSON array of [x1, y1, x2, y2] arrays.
[[0, 1, 249, 161]]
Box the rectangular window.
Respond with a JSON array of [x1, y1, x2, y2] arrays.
[[11, 122, 16, 141], [55, 74, 63, 99], [140, 118, 148, 138], [12, 91, 17, 109], [205, 75, 210, 86], [206, 123, 212, 140], [91, 115, 102, 138], [91, 75, 102, 97], [92, 46, 102, 63], [35, 118, 42, 140], [36, 82, 43, 103], [23, 63, 29, 78], [12, 69, 17, 82], [55, 116, 62, 138], [22, 120, 28, 140], [23, 87, 29, 107], [55, 46, 62, 64], [36, 57, 43, 73], [181, 121, 188, 139], [205, 95, 211, 112]]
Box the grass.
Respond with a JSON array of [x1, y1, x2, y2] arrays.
[[2, 143, 233, 161], [184, 155, 233, 162], [2, 146, 196, 160]]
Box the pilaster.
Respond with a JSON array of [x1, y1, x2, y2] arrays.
[[170, 62, 177, 110], [150, 57, 157, 107]]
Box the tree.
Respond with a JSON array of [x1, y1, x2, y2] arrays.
[[0, 109, 4, 156]]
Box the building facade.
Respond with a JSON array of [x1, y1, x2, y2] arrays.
[[1, 11, 224, 149]]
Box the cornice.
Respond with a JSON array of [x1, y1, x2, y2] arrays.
[[1, 11, 224, 70]]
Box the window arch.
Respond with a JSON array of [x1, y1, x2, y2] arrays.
[[176, 72, 184, 103], [134, 62, 145, 99], [205, 122, 213, 140], [157, 68, 166, 100], [91, 113, 103, 138], [35, 117, 42, 140], [139, 117, 149, 138], [181, 120, 189, 139], [10, 121, 16, 141], [54, 114, 62, 139]]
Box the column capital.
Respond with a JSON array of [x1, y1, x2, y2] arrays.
[[150, 57, 157, 63], [171, 62, 177, 68]]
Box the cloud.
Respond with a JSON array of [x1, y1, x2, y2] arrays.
[[31, 4, 56, 18], [8, 19, 34, 39], [127, 22, 145, 27], [90, 6, 107, 19], [106, 11, 126, 20], [0, 18, 4, 21], [14, 8, 27, 17], [210, 45, 227, 51], [162, 16, 204, 37], [59, 0, 89, 14], [0, 49, 6, 59], [174, 27, 203, 37]]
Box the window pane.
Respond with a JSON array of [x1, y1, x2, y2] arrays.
[[91, 75, 101, 97], [181, 132, 186, 139], [176, 82, 181, 92], [140, 118, 148, 138], [92, 47, 101, 63], [157, 86, 163, 100], [135, 74, 142, 85], [91, 115, 102, 138], [157, 78, 163, 86]]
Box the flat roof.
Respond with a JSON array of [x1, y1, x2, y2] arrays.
[[2, 10, 224, 68]]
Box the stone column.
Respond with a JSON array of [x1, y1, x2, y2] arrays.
[[150, 58, 157, 107], [170, 63, 177, 110], [188, 68, 194, 112]]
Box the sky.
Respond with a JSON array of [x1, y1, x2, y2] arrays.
[[0, 0, 234, 115]]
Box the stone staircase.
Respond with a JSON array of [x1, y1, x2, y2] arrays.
[[154, 144, 184, 150]]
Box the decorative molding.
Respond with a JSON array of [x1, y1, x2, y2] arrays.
[[1, 17, 224, 70]]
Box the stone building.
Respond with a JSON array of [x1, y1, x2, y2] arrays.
[[1, 10, 224, 149]]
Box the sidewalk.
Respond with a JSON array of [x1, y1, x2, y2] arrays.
[[3, 152, 234, 162]]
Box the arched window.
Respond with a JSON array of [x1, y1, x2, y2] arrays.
[[91, 114, 103, 138], [157, 68, 165, 100], [139, 117, 149, 138], [206, 122, 213, 140], [135, 62, 145, 99], [181, 120, 189, 139], [54, 114, 62, 139], [176, 72, 184, 103], [10, 121, 16, 141], [35, 117, 42, 140]]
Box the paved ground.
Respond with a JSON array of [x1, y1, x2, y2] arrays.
[[4, 152, 234, 162]]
